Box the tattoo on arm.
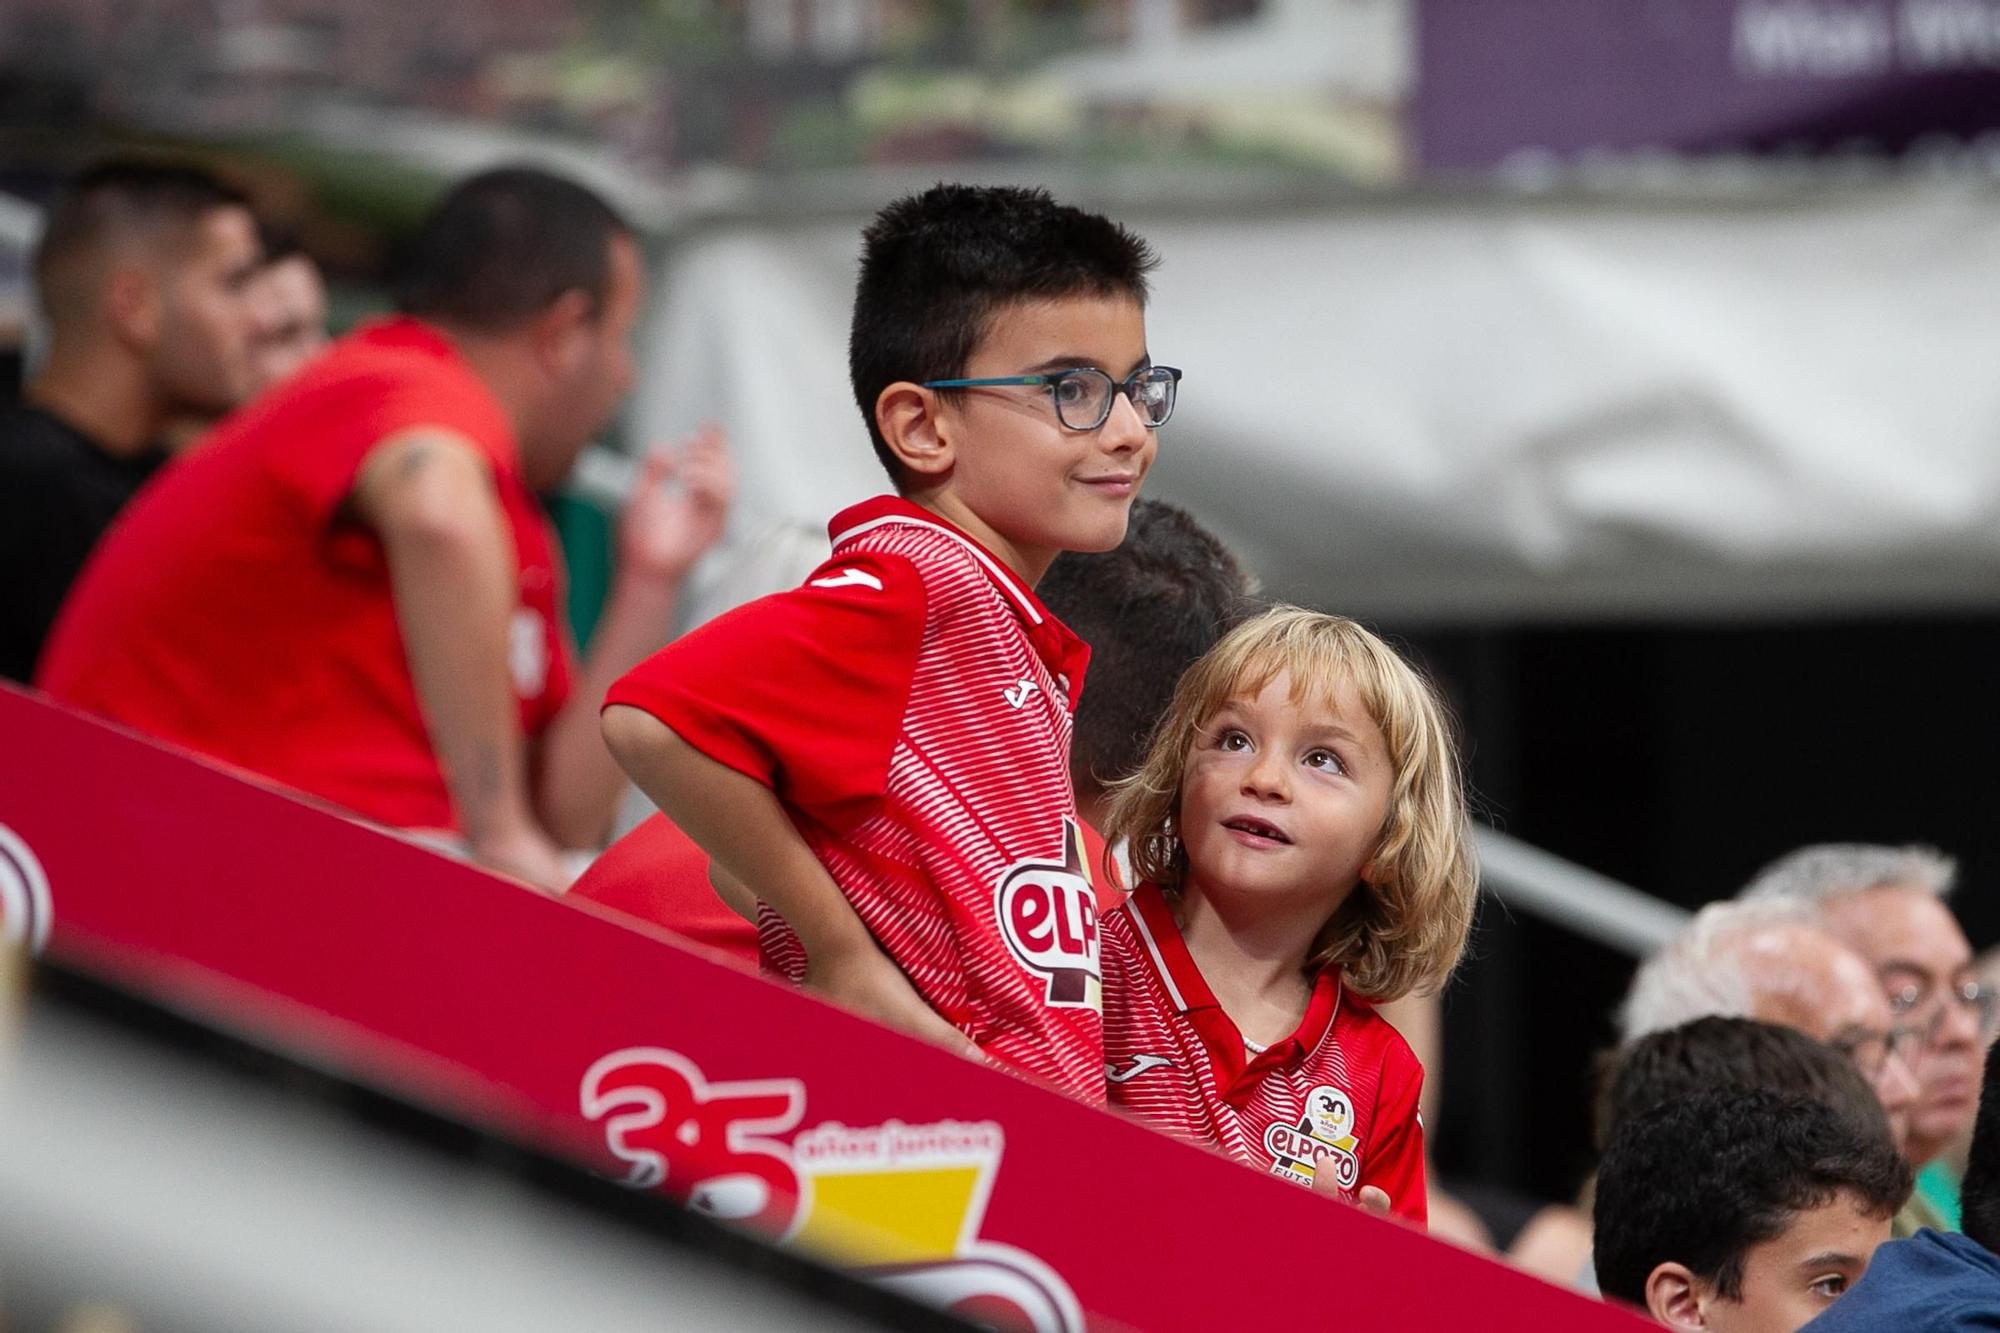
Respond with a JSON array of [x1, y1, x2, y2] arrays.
[[396, 442, 437, 479]]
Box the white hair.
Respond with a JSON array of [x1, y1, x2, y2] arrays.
[[1618, 898, 1820, 1044], [1738, 842, 1956, 908]]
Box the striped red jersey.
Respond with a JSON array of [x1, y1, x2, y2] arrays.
[[1101, 882, 1428, 1223], [605, 496, 1104, 1102]]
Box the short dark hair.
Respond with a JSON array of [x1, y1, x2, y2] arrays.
[[1594, 1016, 1891, 1154], [848, 184, 1159, 481], [1961, 1038, 2000, 1252], [1037, 499, 1255, 798], [1593, 1087, 1910, 1307], [35, 158, 252, 318], [394, 167, 630, 333]]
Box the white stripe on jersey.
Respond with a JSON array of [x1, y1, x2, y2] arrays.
[[828, 514, 1044, 625]]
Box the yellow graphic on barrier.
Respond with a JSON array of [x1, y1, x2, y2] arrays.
[[791, 1119, 1003, 1265]]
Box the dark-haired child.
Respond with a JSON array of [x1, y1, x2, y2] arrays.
[[603, 185, 1178, 1102], [1800, 1037, 2000, 1332], [1594, 1087, 1909, 1330]]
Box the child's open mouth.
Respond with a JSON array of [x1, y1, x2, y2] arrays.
[[1222, 816, 1291, 845]]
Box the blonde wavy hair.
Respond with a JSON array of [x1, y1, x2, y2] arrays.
[[1104, 605, 1476, 1001]]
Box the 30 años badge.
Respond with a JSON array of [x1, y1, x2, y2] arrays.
[[1264, 1084, 1361, 1191]]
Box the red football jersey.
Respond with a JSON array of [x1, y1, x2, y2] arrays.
[[1079, 818, 1128, 911], [1102, 882, 1429, 1224], [39, 318, 572, 833], [569, 814, 759, 968], [604, 496, 1104, 1102]]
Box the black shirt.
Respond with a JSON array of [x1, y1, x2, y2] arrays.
[[0, 404, 169, 683]]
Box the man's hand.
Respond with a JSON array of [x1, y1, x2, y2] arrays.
[[805, 940, 980, 1058], [618, 426, 735, 585], [470, 823, 571, 893], [1310, 1161, 1394, 1217]]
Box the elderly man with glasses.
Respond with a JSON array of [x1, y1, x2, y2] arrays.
[[1622, 899, 1924, 1159], [1548, 898, 1930, 1296], [1741, 843, 1996, 1234]]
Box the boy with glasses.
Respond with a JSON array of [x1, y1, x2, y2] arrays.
[[603, 185, 1174, 1102]]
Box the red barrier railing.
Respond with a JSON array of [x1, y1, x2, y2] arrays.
[[0, 685, 1641, 1331]]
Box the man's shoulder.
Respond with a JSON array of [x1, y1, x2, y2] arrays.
[[259, 324, 502, 432], [0, 405, 100, 476]]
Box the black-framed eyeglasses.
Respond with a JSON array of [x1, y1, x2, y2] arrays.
[[921, 365, 1182, 432], [1888, 977, 1999, 1041]]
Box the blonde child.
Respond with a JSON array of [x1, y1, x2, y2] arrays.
[[1100, 606, 1476, 1223]]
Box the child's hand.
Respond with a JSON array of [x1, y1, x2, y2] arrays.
[[1309, 1161, 1393, 1217], [807, 942, 980, 1059]]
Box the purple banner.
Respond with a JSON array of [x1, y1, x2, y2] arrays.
[[1417, 0, 2000, 173]]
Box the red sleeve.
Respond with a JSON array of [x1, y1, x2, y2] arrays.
[[604, 550, 927, 833], [568, 815, 759, 969], [1364, 1028, 1430, 1228], [272, 359, 514, 532]]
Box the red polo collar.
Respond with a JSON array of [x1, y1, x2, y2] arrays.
[[828, 495, 1088, 708], [1126, 881, 1342, 1105]]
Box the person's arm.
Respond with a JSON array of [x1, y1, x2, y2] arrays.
[[1360, 1040, 1430, 1227], [352, 429, 566, 889], [603, 704, 972, 1052], [535, 428, 734, 849], [708, 862, 759, 924]]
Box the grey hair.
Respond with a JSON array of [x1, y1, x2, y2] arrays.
[[1739, 843, 1956, 908], [1618, 898, 1820, 1044]]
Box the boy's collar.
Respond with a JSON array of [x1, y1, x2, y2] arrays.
[[829, 496, 1044, 621], [828, 496, 1088, 704]]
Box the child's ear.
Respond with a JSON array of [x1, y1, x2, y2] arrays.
[[1357, 847, 1385, 890], [1644, 1263, 1709, 1328], [875, 381, 954, 480]]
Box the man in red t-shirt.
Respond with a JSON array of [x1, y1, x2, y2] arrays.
[[40, 168, 731, 889]]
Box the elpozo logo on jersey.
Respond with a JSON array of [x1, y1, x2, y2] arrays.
[[994, 819, 1101, 1011], [0, 823, 52, 956], [1265, 1084, 1361, 1192]]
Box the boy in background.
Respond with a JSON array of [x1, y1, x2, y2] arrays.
[[1594, 1086, 1910, 1331], [1801, 1038, 2000, 1331]]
